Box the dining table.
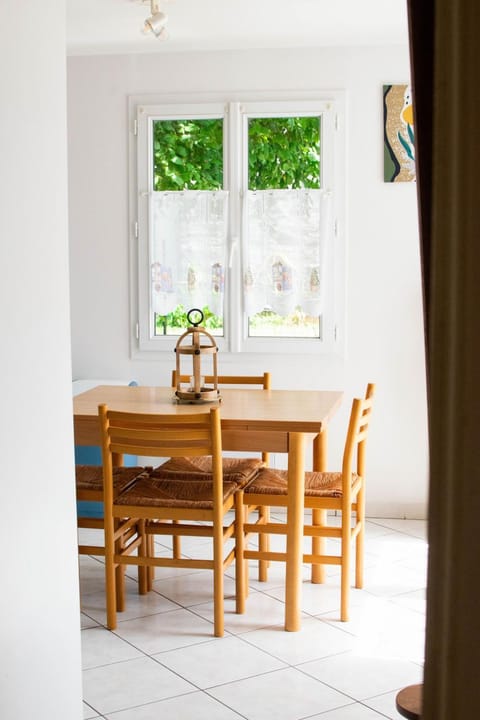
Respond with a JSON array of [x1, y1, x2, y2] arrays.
[[73, 383, 343, 631]]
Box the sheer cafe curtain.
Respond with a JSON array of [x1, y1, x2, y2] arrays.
[[150, 191, 228, 317], [244, 189, 332, 317], [150, 189, 332, 320]]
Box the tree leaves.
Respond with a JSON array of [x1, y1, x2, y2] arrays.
[[152, 116, 320, 192], [153, 119, 223, 191]]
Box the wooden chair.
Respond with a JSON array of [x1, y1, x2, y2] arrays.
[[99, 404, 241, 637], [76, 465, 151, 606], [170, 370, 271, 471], [236, 383, 376, 621], [74, 380, 151, 601], [167, 371, 272, 578]]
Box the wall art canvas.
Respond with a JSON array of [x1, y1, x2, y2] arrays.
[[383, 84, 415, 182]]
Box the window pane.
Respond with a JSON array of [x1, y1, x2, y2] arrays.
[[151, 118, 225, 336], [245, 116, 324, 339], [248, 116, 320, 190], [153, 119, 223, 191], [244, 189, 330, 340]]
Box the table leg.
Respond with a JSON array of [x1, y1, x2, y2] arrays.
[[285, 432, 306, 632], [312, 429, 328, 584]]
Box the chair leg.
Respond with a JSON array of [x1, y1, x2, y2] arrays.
[[258, 506, 270, 581], [340, 515, 350, 622], [355, 528, 364, 589], [147, 534, 155, 592], [213, 522, 224, 637], [235, 492, 246, 614], [137, 520, 149, 595], [172, 520, 182, 559], [104, 518, 117, 630], [311, 508, 327, 583], [114, 519, 126, 612], [355, 489, 365, 589], [115, 563, 126, 612]]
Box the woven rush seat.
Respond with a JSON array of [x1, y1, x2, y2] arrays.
[[152, 456, 264, 488], [76, 465, 149, 498], [244, 467, 359, 497], [115, 473, 238, 509]]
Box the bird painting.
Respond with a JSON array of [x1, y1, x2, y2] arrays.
[[383, 84, 416, 182]]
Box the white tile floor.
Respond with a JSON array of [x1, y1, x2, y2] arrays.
[[79, 515, 426, 720]]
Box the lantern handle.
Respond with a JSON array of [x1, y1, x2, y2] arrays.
[[187, 308, 204, 327]]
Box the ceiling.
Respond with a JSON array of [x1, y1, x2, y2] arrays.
[[66, 0, 409, 56]]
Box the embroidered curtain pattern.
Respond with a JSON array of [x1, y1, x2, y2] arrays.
[[150, 191, 228, 317], [244, 189, 332, 317]]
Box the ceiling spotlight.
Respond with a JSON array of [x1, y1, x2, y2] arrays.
[[143, 1, 168, 38]]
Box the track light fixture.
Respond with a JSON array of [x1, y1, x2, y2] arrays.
[[143, 0, 168, 38]]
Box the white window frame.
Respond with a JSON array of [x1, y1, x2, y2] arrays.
[[129, 92, 345, 358]]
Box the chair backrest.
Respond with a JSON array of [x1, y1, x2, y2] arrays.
[[99, 404, 222, 460], [171, 370, 271, 465], [342, 383, 376, 488], [171, 370, 271, 390], [99, 404, 223, 506]]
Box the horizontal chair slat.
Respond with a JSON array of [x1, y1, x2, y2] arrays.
[[109, 442, 212, 456], [303, 554, 342, 565], [109, 427, 211, 442], [113, 506, 221, 521], [244, 550, 287, 563], [107, 412, 211, 427], [116, 555, 215, 570], [243, 522, 289, 535], [146, 523, 216, 537], [78, 545, 106, 555], [77, 517, 104, 529], [303, 525, 342, 538], [244, 550, 343, 566]]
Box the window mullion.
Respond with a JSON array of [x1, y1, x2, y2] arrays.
[[226, 102, 243, 353]]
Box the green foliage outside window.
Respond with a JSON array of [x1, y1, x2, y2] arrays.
[[248, 117, 320, 190], [152, 116, 320, 191], [153, 119, 223, 191], [155, 305, 223, 335]]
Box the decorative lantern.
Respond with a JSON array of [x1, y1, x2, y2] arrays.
[[174, 308, 221, 404]]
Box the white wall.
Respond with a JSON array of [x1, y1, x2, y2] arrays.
[[0, 1, 83, 718], [67, 44, 428, 518]]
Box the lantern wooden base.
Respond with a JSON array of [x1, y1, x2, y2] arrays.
[[175, 387, 222, 404]]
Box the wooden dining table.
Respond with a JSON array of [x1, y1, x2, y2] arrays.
[[73, 384, 343, 631]]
